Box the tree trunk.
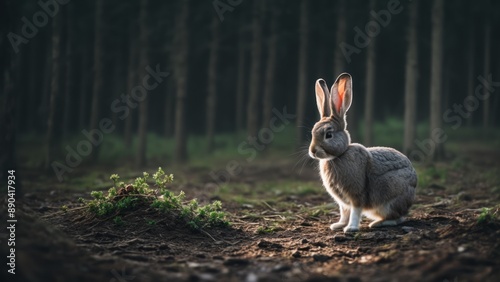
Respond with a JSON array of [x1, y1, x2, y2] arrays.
[[295, 0, 309, 146], [89, 0, 104, 161], [363, 0, 376, 147], [429, 0, 445, 161], [27, 43, 39, 132], [466, 14, 475, 127], [262, 5, 278, 128], [62, 3, 75, 140], [45, 12, 62, 169], [1, 68, 20, 192], [0, 1, 22, 194], [482, 1, 491, 130], [403, 1, 418, 156], [79, 46, 89, 130], [247, 0, 263, 137], [111, 48, 125, 130], [206, 16, 220, 153], [163, 80, 174, 137], [136, 0, 150, 167], [334, 0, 357, 139], [173, 0, 190, 162], [333, 0, 346, 77], [443, 55, 451, 113], [124, 23, 138, 148], [494, 56, 500, 127], [40, 50, 51, 133], [235, 19, 246, 132]]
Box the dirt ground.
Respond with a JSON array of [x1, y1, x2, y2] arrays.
[[4, 146, 500, 282]]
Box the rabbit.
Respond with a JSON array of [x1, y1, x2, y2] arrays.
[[309, 73, 417, 233]]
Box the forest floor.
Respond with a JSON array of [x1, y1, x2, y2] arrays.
[[6, 142, 500, 282]]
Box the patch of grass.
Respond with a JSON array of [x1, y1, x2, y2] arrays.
[[273, 201, 300, 211], [415, 165, 448, 189], [88, 126, 297, 167], [262, 181, 321, 197], [214, 183, 258, 203], [477, 207, 498, 225], [232, 195, 262, 206], [299, 202, 336, 218], [216, 181, 321, 204], [451, 157, 467, 170], [491, 186, 500, 195], [481, 168, 500, 187], [82, 167, 230, 230], [17, 118, 500, 170], [256, 223, 283, 235], [17, 121, 298, 170], [356, 117, 429, 149], [240, 211, 264, 220], [356, 117, 500, 153]]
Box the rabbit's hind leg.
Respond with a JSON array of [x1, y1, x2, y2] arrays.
[[368, 217, 404, 228]]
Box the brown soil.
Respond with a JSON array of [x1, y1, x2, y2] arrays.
[[4, 148, 500, 282]]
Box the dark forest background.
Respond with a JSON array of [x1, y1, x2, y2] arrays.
[[1, 0, 500, 185]]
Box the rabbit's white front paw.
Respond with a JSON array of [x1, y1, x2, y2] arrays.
[[343, 225, 359, 233], [330, 222, 347, 230]]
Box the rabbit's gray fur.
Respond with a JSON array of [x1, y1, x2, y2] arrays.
[[309, 73, 417, 233]]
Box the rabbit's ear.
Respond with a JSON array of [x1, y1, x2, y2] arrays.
[[315, 78, 331, 118], [330, 73, 352, 117]]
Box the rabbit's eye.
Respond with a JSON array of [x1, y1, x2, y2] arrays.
[[325, 131, 333, 139]]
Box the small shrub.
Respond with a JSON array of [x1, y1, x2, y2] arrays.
[[81, 167, 230, 230], [115, 196, 139, 210], [183, 200, 229, 230]]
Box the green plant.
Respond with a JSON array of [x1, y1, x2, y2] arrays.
[[491, 186, 500, 194], [81, 167, 230, 230], [115, 196, 139, 210], [256, 224, 281, 234], [151, 190, 185, 211], [90, 191, 104, 200], [113, 216, 124, 226], [180, 199, 229, 230], [110, 174, 119, 186], [87, 199, 115, 216], [153, 168, 174, 190], [354, 232, 362, 240], [477, 207, 498, 225]]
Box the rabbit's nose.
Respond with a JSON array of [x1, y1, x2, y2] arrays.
[[309, 148, 317, 159], [309, 143, 319, 159]]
